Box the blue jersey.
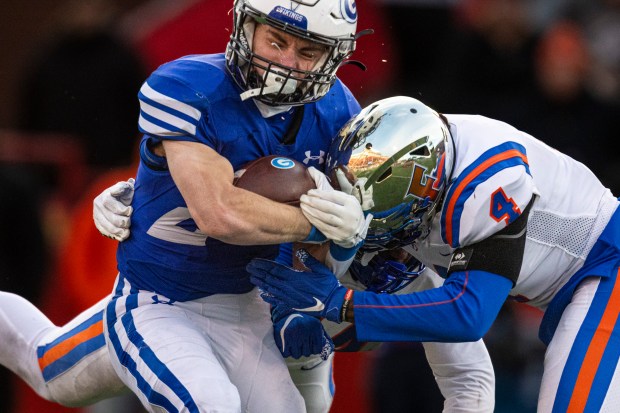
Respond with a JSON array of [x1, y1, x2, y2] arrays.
[[117, 53, 360, 301]]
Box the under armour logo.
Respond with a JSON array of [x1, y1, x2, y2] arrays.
[[454, 252, 465, 260], [303, 150, 325, 165], [151, 295, 175, 305]]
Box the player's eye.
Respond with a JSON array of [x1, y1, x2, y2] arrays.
[[299, 48, 324, 61], [300, 51, 316, 60]]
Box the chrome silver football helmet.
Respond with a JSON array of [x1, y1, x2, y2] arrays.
[[226, 0, 359, 106], [327, 96, 454, 250]]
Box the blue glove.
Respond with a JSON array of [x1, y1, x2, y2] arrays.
[[271, 305, 334, 360], [248, 249, 349, 323]]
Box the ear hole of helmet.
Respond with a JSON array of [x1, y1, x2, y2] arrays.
[[376, 168, 392, 183], [409, 145, 431, 157]]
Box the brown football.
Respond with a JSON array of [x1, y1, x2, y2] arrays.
[[233, 155, 316, 206]]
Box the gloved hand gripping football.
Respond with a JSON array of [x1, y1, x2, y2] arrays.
[[302, 168, 372, 249], [248, 249, 349, 323]]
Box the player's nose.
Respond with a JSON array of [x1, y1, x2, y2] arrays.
[[278, 49, 298, 69]]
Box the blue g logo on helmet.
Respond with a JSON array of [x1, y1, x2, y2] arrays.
[[271, 157, 295, 169], [340, 0, 357, 24]]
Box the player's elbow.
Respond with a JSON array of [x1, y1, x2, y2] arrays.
[[436, 301, 493, 342], [189, 202, 244, 241], [441, 270, 507, 342], [436, 318, 489, 342], [450, 305, 496, 342], [451, 319, 490, 342]]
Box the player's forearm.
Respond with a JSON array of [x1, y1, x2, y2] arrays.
[[348, 270, 511, 342], [324, 243, 359, 278], [203, 188, 312, 245], [165, 139, 313, 245]]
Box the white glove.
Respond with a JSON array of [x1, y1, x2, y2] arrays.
[[335, 168, 375, 211], [307, 166, 334, 191], [93, 178, 135, 241], [300, 189, 372, 248]]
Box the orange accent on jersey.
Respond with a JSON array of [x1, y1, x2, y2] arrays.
[[37, 319, 104, 371], [408, 164, 439, 200], [444, 150, 528, 246], [566, 268, 620, 412]]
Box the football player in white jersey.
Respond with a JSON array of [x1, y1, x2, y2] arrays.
[[249, 96, 620, 412]]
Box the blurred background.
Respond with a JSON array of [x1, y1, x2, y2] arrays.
[[0, 0, 619, 412]]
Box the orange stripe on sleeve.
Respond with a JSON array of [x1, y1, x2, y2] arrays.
[[444, 150, 528, 246], [567, 268, 620, 412], [38, 319, 104, 371]]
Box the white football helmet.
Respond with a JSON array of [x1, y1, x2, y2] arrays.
[[226, 0, 359, 106], [327, 96, 455, 250]]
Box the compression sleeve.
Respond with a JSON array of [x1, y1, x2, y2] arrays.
[[353, 270, 512, 342], [325, 243, 359, 279]]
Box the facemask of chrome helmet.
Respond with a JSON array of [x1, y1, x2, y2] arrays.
[[327, 96, 454, 250], [226, 0, 358, 106], [349, 249, 424, 294]]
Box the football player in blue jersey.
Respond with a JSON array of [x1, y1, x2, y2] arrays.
[[101, 0, 372, 411], [249, 96, 620, 412]]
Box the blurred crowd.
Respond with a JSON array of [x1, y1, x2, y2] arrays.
[[0, 0, 618, 412]]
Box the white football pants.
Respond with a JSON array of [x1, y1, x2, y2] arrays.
[[104, 275, 305, 413]]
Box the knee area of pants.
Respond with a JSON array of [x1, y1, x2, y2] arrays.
[[190, 385, 242, 413], [296, 383, 333, 413]]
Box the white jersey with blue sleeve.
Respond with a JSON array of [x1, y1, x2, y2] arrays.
[[355, 114, 620, 412], [116, 53, 360, 301], [357, 113, 618, 338], [407, 114, 618, 309]]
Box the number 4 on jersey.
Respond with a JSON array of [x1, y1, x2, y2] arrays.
[[490, 187, 521, 225]]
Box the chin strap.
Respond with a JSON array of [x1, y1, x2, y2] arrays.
[[240, 71, 298, 101]]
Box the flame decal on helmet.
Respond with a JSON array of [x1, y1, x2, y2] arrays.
[[407, 164, 439, 201], [407, 149, 446, 201]]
